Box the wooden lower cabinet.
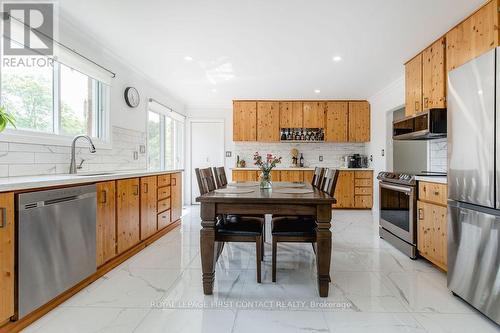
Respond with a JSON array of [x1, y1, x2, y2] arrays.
[[96, 182, 116, 266], [232, 170, 258, 181], [140, 176, 158, 240], [417, 200, 447, 271], [280, 170, 303, 182], [0, 192, 14, 324], [333, 171, 355, 208], [171, 173, 183, 223], [117, 178, 141, 254], [303, 170, 314, 184], [333, 170, 373, 209]]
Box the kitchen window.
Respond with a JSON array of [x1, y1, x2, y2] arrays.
[[147, 100, 185, 170], [0, 61, 110, 142]]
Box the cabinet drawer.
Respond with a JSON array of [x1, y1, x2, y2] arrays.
[[355, 195, 372, 208], [355, 187, 371, 195], [419, 181, 447, 206], [354, 178, 372, 187], [158, 210, 171, 229], [354, 171, 373, 179], [158, 174, 171, 187], [158, 198, 171, 213], [157, 186, 171, 200]]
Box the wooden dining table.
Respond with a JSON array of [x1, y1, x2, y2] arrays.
[[196, 182, 336, 297]]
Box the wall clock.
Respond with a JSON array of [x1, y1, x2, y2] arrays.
[[124, 87, 140, 108]]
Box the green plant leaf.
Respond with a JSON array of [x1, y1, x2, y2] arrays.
[[0, 117, 6, 132]]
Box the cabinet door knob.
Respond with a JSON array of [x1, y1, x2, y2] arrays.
[[424, 97, 429, 109], [418, 208, 424, 220], [133, 185, 139, 196], [99, 190, 107, 204], [415, 101, 420, 112], [0, 207, 6, 228]]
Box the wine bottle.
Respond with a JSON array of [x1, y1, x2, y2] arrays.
[[299, 153, 304, 167]]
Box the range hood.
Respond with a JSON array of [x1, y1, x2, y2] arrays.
[[393, 108, 447, 140]]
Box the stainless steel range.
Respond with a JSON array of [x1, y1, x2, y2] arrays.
[[377, 172, 418, 258]]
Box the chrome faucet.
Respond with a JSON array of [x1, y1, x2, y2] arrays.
[[69, 135, 96, 174]]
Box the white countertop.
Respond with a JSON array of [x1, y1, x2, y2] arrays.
[[414, 176, 447, 184], [231, 167, 374, 171], [0, 169, 184, 192]]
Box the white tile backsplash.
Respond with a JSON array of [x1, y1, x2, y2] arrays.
[[233, 142, 367, 168], [0, 126, 146, 177], [429, 138, 447, 173]]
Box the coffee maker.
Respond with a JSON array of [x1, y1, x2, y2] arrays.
[[344, 154, 368, 168]]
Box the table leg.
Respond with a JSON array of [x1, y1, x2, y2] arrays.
[[200, 203, 217, 295], [316, 204, 332, 297]]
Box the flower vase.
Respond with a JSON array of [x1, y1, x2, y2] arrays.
[[259, 171, 272, 189]]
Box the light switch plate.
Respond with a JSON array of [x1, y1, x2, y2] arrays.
[[225, 151, 232, 157], [139, 145, 146, 154], [319, 155, 323, 162], [133, 151, 139, 160]]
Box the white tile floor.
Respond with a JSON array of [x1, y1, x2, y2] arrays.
[[23, 206, 499, 333]]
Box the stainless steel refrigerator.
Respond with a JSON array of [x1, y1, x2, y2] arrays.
[[448, 47, 500, 325]]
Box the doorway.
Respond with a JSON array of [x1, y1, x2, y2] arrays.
[[190, 120, 225, 203]]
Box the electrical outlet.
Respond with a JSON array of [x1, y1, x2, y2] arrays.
[[319, 155, 323, 162], [133, 151, 139, 160], [381, 149, 385, 157], [225, 151, 232, 157], [139, 145, 146, 154]]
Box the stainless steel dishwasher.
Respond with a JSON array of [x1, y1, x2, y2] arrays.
[[18, 184, 97, 319]]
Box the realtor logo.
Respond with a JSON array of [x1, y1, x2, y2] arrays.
[[2, 2, 53, 56]]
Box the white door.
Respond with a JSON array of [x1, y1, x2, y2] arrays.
[[191, 121, 225, 203]]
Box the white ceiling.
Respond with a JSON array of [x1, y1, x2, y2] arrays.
[[59, 0, 484, 109]]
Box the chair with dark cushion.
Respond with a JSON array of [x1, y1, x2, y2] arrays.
[[195, 167, 264, 282], [270, 168, 339, 282]]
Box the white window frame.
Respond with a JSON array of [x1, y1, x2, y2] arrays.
[[146, 99, 185, 170], [0, 60, 112, 149]]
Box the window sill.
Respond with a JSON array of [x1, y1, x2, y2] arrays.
[[0, 129, 113, 150]]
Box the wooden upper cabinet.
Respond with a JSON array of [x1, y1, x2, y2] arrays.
[[233, 101, 257, 141], [348, 101, 370, 142], [405, 54, 423, 116], [303, 101, 325, 128], [423, 37, 446, 109], [446, 0, 499, 72], [257, 101, 280, 142], [325, 101, 348, 142], [96, 181, 116, 267], [279, 101, 303, 128], [117, 178, 140, 254], [171, 173, 182, 223], [0, 192, 14, 323], [140, 176, 158, 240]]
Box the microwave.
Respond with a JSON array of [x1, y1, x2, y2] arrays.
[[393, 108, 447, 140]]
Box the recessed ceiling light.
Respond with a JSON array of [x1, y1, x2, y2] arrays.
[[184, 56, 193, 61], [332, 56, 342, 62], [314, 89, 321, 94]]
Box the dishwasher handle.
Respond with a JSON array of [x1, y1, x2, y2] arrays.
[[18, 185, 97, 211]]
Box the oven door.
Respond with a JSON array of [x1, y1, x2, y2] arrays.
[[379, 182, 416, 244]]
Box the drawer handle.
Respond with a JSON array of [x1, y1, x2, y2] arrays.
[[172, 178, 176, 186], [0, 208, 6, 228], [434, 191, 439, 196], [424, 97, 429, 109], [418, 208, 424, 220], [99, 190, 107, 204], [133, 185, 139, 196], [144, 183, 149, 193], [415, 101, 420, 112]]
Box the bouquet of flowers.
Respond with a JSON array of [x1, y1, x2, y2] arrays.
[[253, 152, 281, 189]]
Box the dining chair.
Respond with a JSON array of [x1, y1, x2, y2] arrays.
[[195, 167, 264, 283], [212, 166, 228, 188], [311, 167, 325, 189], [270, 168, 339, 282]]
